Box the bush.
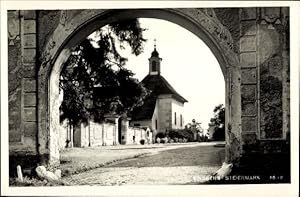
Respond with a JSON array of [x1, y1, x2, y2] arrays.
[[156, 132, 165, 139], [156, 137, 161, 143], [167, 137, 171, 143], [168, 129, 194, 142], [140, 139, 145, 145], [213, 127, 225, 141], [163, 137, 169, 143]]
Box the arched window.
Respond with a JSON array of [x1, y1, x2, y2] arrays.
[[152, 61, 157, 72], [174, 112, 177, 125], [180, 114, 183, 127]]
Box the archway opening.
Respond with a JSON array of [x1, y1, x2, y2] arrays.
[[57, 18, 226, 178]]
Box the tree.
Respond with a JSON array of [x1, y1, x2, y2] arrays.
[[209, 104, 225, 141], [59, 19, 149, 126]]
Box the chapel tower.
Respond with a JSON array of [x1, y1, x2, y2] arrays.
[[148, 39, 162, 75]]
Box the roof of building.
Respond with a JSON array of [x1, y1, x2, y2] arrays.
[[142, 75, 188, 103], [131, 74, 188, 121]]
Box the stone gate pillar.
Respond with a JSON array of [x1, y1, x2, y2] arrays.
[[239, 7, 261, 155], [237, 7, 290, 179], [120, 117, 131, 145], [239, 7, 289, 151], [8, 10, 40, 174], [104, 114, 120, 145]]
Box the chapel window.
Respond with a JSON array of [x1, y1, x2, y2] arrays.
[[152, 61, 157, 72]]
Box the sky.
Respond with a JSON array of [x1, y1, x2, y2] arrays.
[[123, 18, 225, 130], [90, 18, 225, 130]]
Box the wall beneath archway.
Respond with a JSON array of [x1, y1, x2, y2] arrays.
[[8, 8, 290, 179]]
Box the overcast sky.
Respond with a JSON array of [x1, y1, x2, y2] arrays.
[[119, 18, 225, 130]]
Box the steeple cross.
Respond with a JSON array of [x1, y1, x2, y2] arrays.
[[154, 39, 157, 49]]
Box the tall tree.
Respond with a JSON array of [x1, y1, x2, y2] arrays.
[[209, 104, 225, 141], [59, 19, 149, 125]]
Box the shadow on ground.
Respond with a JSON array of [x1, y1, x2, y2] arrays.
[[107, 145, 225, 168]]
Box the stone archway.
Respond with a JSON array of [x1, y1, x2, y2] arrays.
[[38, 8, 241, 166]]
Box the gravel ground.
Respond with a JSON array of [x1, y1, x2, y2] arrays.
[[60, 142, 223, 176], [62, 144, 225, 185], [63, 166, 219, 185], [108, 145, 224, 167], [60, 146, 153, 176]]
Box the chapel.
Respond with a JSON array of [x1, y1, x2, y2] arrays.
[[130, 44, 188, 138]]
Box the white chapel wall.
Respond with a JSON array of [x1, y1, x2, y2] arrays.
[[171, 99, 185, 129]]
